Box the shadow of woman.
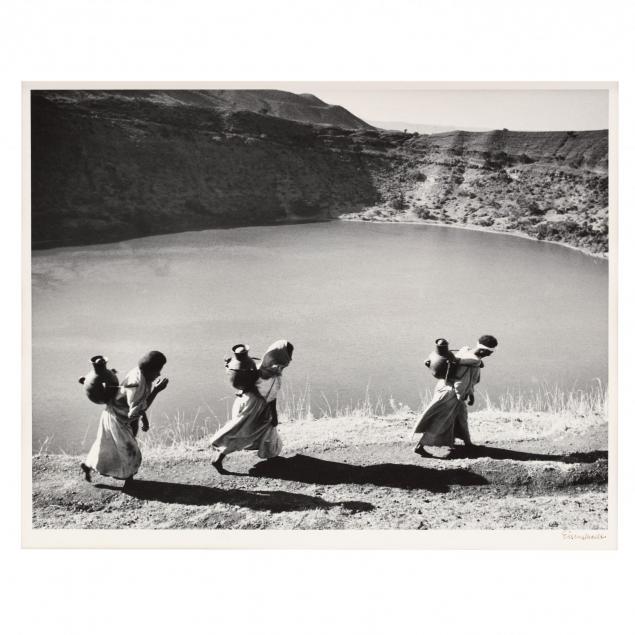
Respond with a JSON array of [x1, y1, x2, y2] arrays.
[[248, 454, 488, 492], [95, 480, 374, 514], [448, 445, 608, 463]]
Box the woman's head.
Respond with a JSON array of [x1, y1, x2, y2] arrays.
[[474, 334, 498, 358], [259, 340, 294, 377], [138, 350, 167, 381]]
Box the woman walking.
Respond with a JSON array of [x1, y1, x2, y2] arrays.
[[413, 335, 497, 455], [211, 339, 294, 474], [80, 351, 169, 484]]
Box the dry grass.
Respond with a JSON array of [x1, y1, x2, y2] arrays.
[[279, 381, 418, 422], [483, 380, 607, 419], [141, 407, 223, 450], [34, 383, 607, 458], [132, 382, 607, 456]]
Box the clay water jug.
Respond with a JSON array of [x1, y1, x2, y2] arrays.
[[225, 344, 258, 392], [78, 355, 120, 404], [425, 338, 457, 380]]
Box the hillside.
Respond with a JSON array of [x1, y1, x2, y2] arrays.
[[31, 90, 608, 254], [343, 128, 608, 255], [31, 409, 608, 530]]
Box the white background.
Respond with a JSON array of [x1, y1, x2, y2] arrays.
[[2, 1, 633, 633]]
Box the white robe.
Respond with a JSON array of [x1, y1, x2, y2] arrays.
[[84, 367, 150, 479], [210, 341, 289, 459], [413, 347, 482, 446], [210, 390, 282, 459]]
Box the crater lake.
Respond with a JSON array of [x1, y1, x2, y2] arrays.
[[31, 221, 608, 452]]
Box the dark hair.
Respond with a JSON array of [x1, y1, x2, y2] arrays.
[[478, 335, 498, 349], [286, 342, 294, 358], [138, 350, 167, 375]]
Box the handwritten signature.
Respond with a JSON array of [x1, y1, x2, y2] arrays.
[[562, 533, 607, 541]]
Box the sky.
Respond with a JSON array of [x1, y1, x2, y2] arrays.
[[276, 85, 609, 131]]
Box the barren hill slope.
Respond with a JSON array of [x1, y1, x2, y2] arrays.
[[31, 90, 608, 253]]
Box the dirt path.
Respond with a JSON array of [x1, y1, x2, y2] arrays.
[[31, 412, 608, 530]]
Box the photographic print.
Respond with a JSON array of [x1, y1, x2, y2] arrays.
[[24, 83, 615, 547]]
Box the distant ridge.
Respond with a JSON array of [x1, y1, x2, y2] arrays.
[[40, 89, 374, 130], [200, 90, 374, 129], [371, 121, 491, 134]]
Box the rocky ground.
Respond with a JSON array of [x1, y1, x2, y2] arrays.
[[32, 409, 608, 530], [339, 144, 608, 257]]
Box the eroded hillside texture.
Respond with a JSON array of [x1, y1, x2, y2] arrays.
[[31, 90, 608, 254]]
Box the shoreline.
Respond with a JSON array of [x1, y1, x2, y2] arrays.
[[32, 216, 608, 261], [337, 216, 608, 260]]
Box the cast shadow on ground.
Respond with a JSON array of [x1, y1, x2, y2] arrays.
[[249, 454, 488, 493], [95, 480, 373, 514], [448, 445, 608, 463]]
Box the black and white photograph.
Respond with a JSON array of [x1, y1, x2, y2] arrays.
[[24, 82, 615, 546]]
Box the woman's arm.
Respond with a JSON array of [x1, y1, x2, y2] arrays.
[[454, 366, 480, 403], [136, 377, 169, 432], [126, 381, 146, 423], [454, 356, 482, 367], [452, 346, 482, 367], [144, 377, 169, 411], [269, 400, 279, 427]]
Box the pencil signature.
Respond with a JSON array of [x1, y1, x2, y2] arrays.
[[561, 532, 607, 541]]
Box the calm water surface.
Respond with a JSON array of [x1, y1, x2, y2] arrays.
[[31, 222, 608, 452]]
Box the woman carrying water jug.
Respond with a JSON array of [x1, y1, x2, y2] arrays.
[[210, 339, 294, 474], [80, 351, 169, 484], [413, 335, 498, 456]]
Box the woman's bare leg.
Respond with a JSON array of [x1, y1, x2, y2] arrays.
[[80, 462, 92, 482], [212, 451, 227, 473], [413, 440, 431, 457], [454, 402, 473, 446]]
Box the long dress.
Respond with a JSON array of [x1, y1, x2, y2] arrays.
[[210, 342, 288, 459], [413, 347, 482, 446], [84, 367, 151, 479]]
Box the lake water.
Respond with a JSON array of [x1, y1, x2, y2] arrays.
[[31, 221, 608, 452]]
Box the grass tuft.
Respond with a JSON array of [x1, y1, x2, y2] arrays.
[[481, 380, 607, 419], [140, 382, 607, 450], [34, 382, 608, 455]]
